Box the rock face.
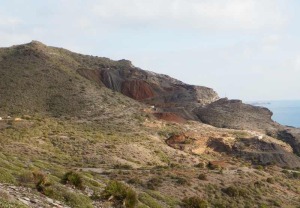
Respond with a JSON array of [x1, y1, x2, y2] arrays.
[[166, 131, 300, 168], [78, 63, 219, 120], [195, 98, 300, 160], [278, 128, 300, 157], [121, 80, 155, 100], [233, 138, 300, 167], [195, 98, 279, 135], [71, 49, 220, 120]]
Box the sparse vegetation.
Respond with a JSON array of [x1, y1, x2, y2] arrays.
[[61, 171, 84, 189], [146, 177, 163, 190], [182, 196, 208, 208], [102, 180, 137, 208]]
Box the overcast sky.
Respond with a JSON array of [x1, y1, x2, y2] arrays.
[[1, 0, 299, 101]]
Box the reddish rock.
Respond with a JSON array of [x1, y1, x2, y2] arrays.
[[121, 80, 155, 100], [166, 134, 192, 150]]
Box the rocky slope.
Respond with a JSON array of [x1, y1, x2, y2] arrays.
[[195, 98, 300, 158], [0, 41, 218, 121], [195, 98, 280, 134], [78, 59, 219, 120]]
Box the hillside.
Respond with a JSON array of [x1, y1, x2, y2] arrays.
[[0, 41, 300, 208]]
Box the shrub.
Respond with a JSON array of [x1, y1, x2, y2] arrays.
[[256, 165, 264, 171], [125, 188, 138, 208], [146, 177, 163, 190], [207, 162, 221, 170], [194, 163, 205, 168], [266, 177, 274, 184], [198, 174, 207, 180], [175, 177, 189, 186], [61, 171, 83, 189], [128, 178, 144, 186], [113, 164, 132, 169], [138, 193, 163, 208], [291, 172, 300, 179], [35, 174, 51, 193], [102, 180, 137, 208], [182, 196, 208, 208], [63, 191, 93, 208], [222, 186, 240, 197]]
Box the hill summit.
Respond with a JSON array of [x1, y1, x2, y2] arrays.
[[0, 40, 219, 120]]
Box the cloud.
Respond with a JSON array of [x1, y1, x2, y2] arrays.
[[90, 0, 286, 30]]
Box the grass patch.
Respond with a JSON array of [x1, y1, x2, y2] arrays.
[[102, 180, 137, 208], [61, 171, 84, 189], [139, 192, 164, 208]]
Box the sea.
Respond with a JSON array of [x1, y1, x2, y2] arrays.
[[249, 100, 300, 128]]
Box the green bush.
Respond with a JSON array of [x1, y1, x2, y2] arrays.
[[61, 171, 83, 189], [36, 174, 52, 193], [222, 186, 247, 198], [102, 180, 137, 208], [182, 196, 208, 208], [138, 193, 163, 208], [63, 191, 93, 208]]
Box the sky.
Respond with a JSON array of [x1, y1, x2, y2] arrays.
[[1, 0, 299, 101]]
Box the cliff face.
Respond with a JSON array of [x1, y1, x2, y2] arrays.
[[195, 98, 279, 134], [78, 63, 219, 120], [195, 98, 300, 158]]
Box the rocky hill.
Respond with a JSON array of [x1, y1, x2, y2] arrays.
[[195, 98, 300, 158], [1, 41, 300, 208]]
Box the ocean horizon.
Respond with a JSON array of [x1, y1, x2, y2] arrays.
[[249, 100, 300, 128]]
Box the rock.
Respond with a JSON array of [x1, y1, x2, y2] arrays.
[[121, 80, 155, 100], [278, 128, 300, 156], [46, 197, 54, 204], [22, 197, 30, 201], [166, 130, 300, 168], [18, 198, 30, 205], [79, 67, 219, 120], [195, 98, 279, 134]]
